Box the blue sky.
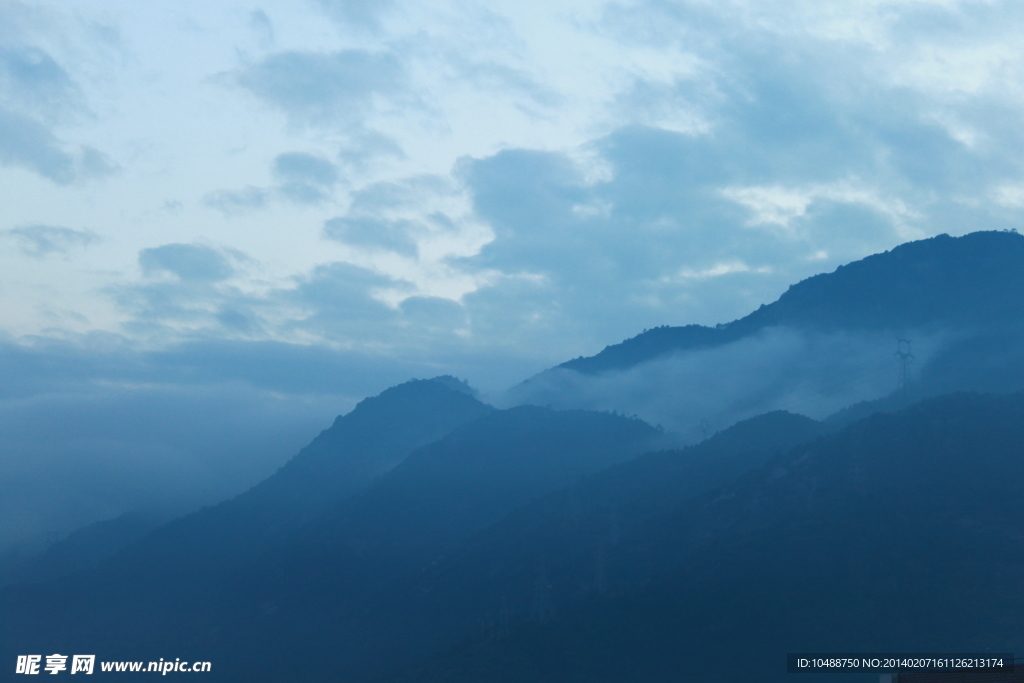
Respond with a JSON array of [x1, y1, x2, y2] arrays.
[[3, 0, 1024, 547]]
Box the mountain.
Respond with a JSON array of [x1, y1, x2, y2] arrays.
[[0, 378, 491, 665], [4, 511, 168, 586], [121, 376, 492, 563], [308, 410, 827, 680], [243, 375, 492, 526], [409, 410, 826, 597], [304, 405, 663, 562], [507, 230, 1024, 436], [3, 377, 490, 589], [0, 402, 662, 682], [383, 392, 1024, 683], [202, 406, 664, 681], [559, 230, 1024, 375]]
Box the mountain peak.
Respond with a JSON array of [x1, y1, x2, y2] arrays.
[[340, 376, 487, 426], [556, 230, 1024, 376]]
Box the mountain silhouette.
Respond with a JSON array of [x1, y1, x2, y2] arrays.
[[242, 375, 491, 529], [0, 401, 661, 681], [3, 511, 168, 587], [324, 410, 828, 680], [383, 392, 1024, 683], [216, 405, 663, 680], [506, 230, 1024, 436], [556, 230, 1024, 375]]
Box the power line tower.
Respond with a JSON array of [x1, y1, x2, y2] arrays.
[[895, 338, 914, 403]]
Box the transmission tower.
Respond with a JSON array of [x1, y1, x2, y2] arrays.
[[895, 338, 914, 403]]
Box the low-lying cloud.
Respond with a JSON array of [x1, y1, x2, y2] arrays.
[[504, 326, 953, 440]]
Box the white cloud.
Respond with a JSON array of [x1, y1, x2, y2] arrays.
[[721, 181, 924, 240], [719, 186, 814, 232], [992, 182, 1024, 208], [669, 260, 773, 281]]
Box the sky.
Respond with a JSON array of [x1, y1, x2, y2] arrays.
[[3, 0, 1024, 548]]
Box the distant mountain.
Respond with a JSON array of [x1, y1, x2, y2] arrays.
[[331, 410, 827, 679], [385, 392, 1024, 683], [0, 378, 491, 666], [134, 376, 492, 562], [411, 410, 827, 597], [507, 231, 1024, 435], [4, 511, 167, 587], [0, 402, 662, 682], [242, 375, 491, 529], [305, 406, 663, 562], [558, 231, 1024, 375], [3, 377, 490, 589]]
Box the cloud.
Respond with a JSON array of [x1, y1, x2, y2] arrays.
[[84, 0, 1024, 391], [315, 0, 395, 31], [323, 216, 420, 255], [993, 183, 1024, 208], [115, 245, 253, 336], [4, 224, 98, 257], [447, 57, 563, 111], [399, 295, 468, 334], [281, 261, 404, 340], [11, 0, 1024, 404], [455, 149, 589, 252], [233, 49, 406, 129], [116, 283, 262, 337], [204, 152, 341, 212], [0, 46, 82, 123], [348, 174, 452, 213], [116, 244, 422, 352], [720, 181, 924, 240], [272, 152, 339, 204], [248, 9, 274, 48], [423, 0, 1024, 355], [322, 174, 487, 263], [609, 70, 715, 135], [337, 129, 404, 169], [451, 139, 768, 344], [669, 260, 773, 281], [202, 186, 270, 214], [273, 152, 338, 187], [138, 244, 235, 282], [0, 108, 115, 184], [0, 21, 116, 185], [504, 326, 953, 439]]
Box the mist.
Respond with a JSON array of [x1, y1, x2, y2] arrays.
[[503, 326, 953, 441], [0, 384, 343, 560]]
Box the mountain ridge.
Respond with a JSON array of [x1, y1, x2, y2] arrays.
[[553, 230, 1024, 376], [378, 391, 1024, 683]]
